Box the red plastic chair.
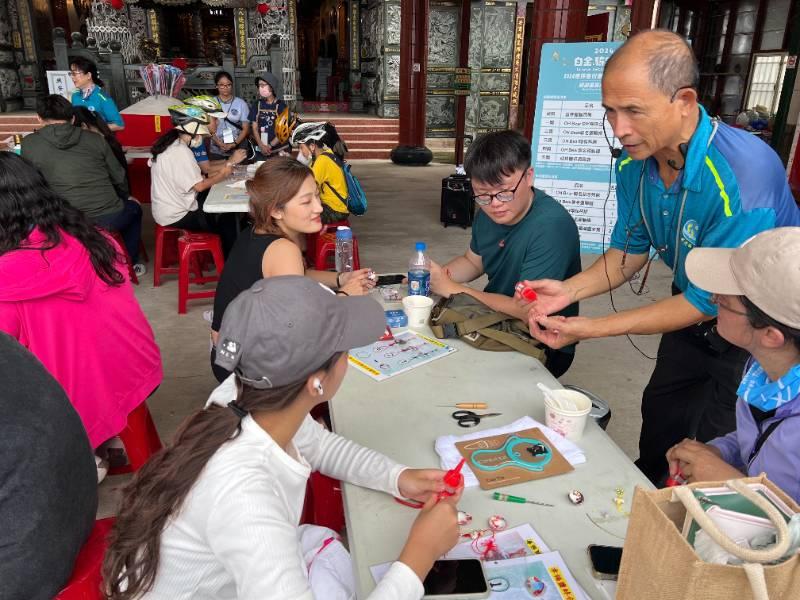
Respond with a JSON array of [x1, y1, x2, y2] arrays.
[[108, 401, 163, 476], [301, 472, 346, 533], [107, 230, 138, 285], [314, 232, 360, 271], [177, 233, 225, 314], [305, 219, 350, 262], [153, 224, 190, 287], [54, 517, 115, 599]]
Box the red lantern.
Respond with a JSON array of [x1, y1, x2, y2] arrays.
[[109, 0, 124, 9], [257, 2, 269, 14]]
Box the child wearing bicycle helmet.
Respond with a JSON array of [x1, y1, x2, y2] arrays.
[[149, 104, 238, 256], [291, 121, 350, 223]]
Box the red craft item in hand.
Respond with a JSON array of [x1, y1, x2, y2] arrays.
[[438, 457, 465, 499], [257, 2, 269, 14], [515, 282, 537, 302]]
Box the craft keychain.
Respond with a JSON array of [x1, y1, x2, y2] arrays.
[[394, 458, 465, 509]]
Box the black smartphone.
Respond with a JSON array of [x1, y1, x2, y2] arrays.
[[587, 544, 623, 580], [421, 559, 490, 599], [376, 273, 405, 287]]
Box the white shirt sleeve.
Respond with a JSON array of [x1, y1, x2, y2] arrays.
[[205, 470, 423, 600], [293, 415, 407, 497]]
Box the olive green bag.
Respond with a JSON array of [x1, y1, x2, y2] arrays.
[[429, 293, 547, 363]]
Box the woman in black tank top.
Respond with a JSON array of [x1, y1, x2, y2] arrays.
[[210, 157, 376, 382]]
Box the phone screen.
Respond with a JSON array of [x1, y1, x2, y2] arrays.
[[422, 559, 488, 595], [588, 545, 623, 576], [376, 274, 405, 286]]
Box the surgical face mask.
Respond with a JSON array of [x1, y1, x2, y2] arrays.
[[296, 151, 312, 166], [189, 136, 205, 149]]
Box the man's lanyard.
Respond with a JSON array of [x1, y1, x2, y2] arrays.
[[638, 120, 719, 272]]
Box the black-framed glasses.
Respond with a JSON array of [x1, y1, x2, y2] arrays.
[[472, 170, 527, 206], [68, 71, 86, 77], [711, 294, 749, 316]]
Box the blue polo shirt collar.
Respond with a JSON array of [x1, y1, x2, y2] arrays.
[[681, 105, 713, 193]]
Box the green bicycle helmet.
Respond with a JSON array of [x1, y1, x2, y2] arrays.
[[168, 104, 211, 136], [184, 95, 227, 118]]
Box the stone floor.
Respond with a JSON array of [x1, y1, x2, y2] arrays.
[[98, 160, 670, 515]]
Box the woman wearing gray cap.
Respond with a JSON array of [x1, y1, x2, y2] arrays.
[[667, 228, 800, 502], [105, 276, 461, 599]]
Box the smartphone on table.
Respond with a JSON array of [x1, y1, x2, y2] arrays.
[[587, 544, 623, 580], [376, 273, 405, 287], [421, 559, 490, 599]]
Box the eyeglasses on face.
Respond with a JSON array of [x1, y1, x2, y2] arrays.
[[711, 294, 749, 317], [217, 82, 233, 88], [472, 170, 527, 206], [69, 71, 86, 77]]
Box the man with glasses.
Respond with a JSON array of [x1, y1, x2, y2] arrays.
[[429, 129, 581, 377], [520, 30, 800, 485]]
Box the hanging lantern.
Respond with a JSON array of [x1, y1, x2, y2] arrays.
[[257, 1, 269, 14], [109, 0, 124, 9]]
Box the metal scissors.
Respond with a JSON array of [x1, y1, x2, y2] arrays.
[[452, 410, 503, 428]]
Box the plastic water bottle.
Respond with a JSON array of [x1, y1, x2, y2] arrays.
[[407, 241, 431, 296], [335, 226, 354, 273]]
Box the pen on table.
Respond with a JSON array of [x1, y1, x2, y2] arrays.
[[437, 403, 488, 409], [492, 491, 554, 508]]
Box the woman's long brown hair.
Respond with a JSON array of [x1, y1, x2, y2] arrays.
[[102, 377, 308, 598], [246, 156, 315, 236]]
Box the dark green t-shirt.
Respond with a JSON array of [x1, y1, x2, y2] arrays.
[[470, 188, 581, 350]]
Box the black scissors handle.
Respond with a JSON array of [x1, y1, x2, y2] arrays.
[[452, 410, 480, 427]]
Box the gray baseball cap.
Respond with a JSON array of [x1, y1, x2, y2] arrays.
[[214, 275, 386, 388]]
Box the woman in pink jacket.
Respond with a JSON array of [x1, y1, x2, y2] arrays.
[[0, 153, 163, 472]]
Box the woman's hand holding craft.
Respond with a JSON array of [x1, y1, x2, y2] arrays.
[[398, 468, 451, 503], [666, 439, 743, 483], [399, 487, 462, 582], [528, 313, 588, 349], [340, 268, 376, 296]]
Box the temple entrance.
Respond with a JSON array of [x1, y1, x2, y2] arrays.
[[159, 5, 236, 63], [296, 0, 349, 106]]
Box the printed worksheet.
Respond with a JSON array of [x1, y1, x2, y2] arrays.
[[348, 330, 456, 381], [484, 552, 589, 599]]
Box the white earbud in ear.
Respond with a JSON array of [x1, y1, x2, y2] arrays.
[[313, 378, 324, 395]]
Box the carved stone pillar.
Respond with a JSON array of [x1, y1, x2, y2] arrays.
[[0, 0, 23, 111], [521, 0, 588, 139], [630, 0, 657, 35], [391, 0, 432, 165], [349, 0, 364, 112]]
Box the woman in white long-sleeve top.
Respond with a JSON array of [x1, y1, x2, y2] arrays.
[[103, 275, 462, 600]]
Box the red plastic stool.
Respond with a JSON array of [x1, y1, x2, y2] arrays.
[[108, 401, 163, 476], [178, 233, 225, 314], [305, 219, 350, 264], [314, 232, 360, 271], [302, 472, 346, 533], [54, 517, 115, 599], [107, 230, 138, 285], [153, 224, 190, 287]]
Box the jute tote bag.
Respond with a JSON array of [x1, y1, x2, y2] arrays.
[[617, 475, 800, 599]]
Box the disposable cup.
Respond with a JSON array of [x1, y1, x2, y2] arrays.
[[543, 389, 592, 441], [402, 295, 434, 329]]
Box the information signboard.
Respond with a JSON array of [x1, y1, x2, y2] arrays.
[[531, 42, 622, 253]]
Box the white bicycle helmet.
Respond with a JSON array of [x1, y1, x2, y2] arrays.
[[290, 121, 327, 146]]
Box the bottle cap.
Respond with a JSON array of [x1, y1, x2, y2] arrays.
[[336, 226, 353, 240], [415, 241, 426, 251]]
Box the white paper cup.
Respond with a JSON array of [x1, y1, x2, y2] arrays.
[[543, 389, 592, 441], [402, 295, 434, 329]]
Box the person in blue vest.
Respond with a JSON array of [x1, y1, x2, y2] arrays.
[[69, 57, 125, 131], [249, 71, 287, 159], [518, 30, 800, 485]]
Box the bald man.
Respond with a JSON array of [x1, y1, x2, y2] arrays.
[[519, 29, 800, 484]]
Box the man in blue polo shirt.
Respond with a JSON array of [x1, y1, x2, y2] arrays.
[[69, 57, 124, 131], [520, 30, 800, 484]]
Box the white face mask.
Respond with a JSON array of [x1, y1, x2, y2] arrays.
[[189, 136, 205, 149], [296, 152, 312, 166]]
